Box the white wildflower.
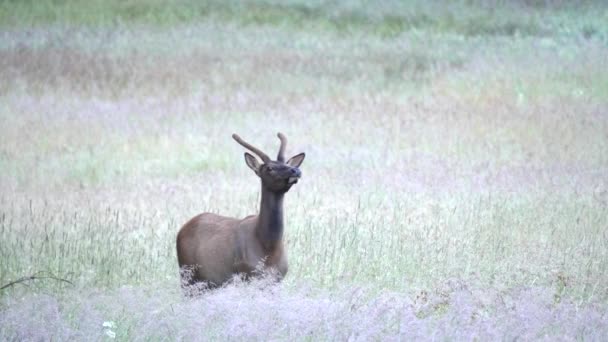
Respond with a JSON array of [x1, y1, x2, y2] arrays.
[[103, 321, 116, 339], [102, 321, 115, 329]]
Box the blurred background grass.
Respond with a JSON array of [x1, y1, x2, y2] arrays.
[[1, 0, 607, 315], [2, 0, 607, 40]]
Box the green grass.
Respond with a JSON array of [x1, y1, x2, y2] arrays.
[[1, 0, 608, 339], [1, 0, 607, 41], [2, 190, 607, 301]]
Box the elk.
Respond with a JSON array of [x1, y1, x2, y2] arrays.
[[176, 132, 305, 289]]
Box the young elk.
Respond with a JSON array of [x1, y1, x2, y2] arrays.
[[176, 133, 305, 289]]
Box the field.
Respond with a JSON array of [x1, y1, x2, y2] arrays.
[[1, 0, 608, 340]]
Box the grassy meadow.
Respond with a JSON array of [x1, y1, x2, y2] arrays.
[[1, 0, 608, 339]]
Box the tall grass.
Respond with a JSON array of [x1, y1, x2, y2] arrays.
[[2, 280, 607, 340], [1, 0, 608, 339]]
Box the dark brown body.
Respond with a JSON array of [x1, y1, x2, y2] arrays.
[[177, 212, 288, 287], [176, 133, 304, 288]]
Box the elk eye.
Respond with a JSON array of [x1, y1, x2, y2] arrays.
[[267, 166, 274, 171]]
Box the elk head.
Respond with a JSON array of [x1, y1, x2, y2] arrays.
[[233, 133, 305, 193]]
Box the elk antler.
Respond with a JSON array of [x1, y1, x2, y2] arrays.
[[277, 132, 287, 162], [232, 134, 271, 163]]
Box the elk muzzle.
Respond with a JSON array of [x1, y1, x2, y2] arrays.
[[287, 168, 302, 184]]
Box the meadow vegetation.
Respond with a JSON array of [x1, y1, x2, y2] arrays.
[[1, 0, 608, 339]]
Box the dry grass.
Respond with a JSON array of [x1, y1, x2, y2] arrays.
[[1, 1, 608, 339]]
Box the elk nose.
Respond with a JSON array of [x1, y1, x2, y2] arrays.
[[291, 168, 301, 177]]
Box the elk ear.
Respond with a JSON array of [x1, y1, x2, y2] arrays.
[[244, 152, 261, 174], [286, 152, 305, 168]]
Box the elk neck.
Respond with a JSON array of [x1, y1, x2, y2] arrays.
[[255, 185, 285, 251]]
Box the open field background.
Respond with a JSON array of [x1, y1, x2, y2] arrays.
[[1, 0, 608, 339]]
